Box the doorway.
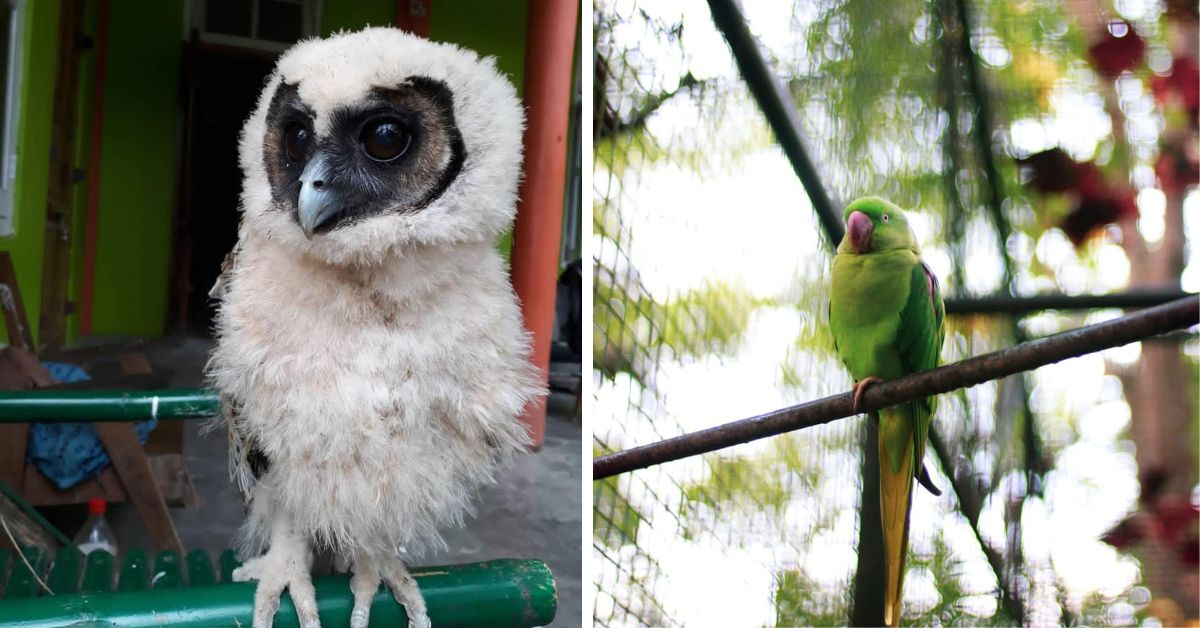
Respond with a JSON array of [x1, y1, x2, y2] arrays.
[[173, 45, 275, 335]]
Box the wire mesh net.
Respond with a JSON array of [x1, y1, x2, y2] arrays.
[[593, 0, 1198, 625]]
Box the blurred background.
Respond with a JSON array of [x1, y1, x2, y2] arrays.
[[593, 0, 1197, 625]]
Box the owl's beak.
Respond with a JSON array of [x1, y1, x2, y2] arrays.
[[298, 156, 338, 239]]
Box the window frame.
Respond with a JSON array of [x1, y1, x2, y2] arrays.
[[185, 0, 322, 53], [0, 0, 25, 236]]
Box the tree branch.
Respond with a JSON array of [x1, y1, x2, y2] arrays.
[[944, 287, 1191, 314], [594, 295, 1198, 479]]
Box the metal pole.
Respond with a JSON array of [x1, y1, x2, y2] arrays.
[[510, 0, 580, 447], [705, 0, 844, 247], [0, 389, 218, 422], [0, 558, 556, 627], [594, 295, 1198, 479]]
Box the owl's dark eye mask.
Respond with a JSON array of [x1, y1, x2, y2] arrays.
[[261, 77, 466, 235]]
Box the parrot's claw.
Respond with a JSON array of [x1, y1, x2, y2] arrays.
[[238, 533, 321, 628], [852, 376, 883, 413], [351, 555, 430, 628]]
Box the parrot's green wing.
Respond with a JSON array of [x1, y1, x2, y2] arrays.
[[895, 260, 945, 476]]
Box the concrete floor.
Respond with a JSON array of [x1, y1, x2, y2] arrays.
[[103, 337, 582, 626]]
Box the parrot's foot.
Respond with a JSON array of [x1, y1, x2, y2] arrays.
[[233, 533, 320, 628], [350, 555, 430, 628], [852, 376, 883, 412]]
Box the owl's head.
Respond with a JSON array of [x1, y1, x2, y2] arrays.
[[238, 27, 524, 266]]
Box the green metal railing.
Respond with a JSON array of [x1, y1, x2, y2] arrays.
[[0, 548, 557, 627], [0, 390, 558, 626], [0, 388, 219, 422]]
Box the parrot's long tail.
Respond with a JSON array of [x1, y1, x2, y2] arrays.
[[878, 408, 916, 628]]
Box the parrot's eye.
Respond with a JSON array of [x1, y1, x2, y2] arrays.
[[882, 214, 890, 222], [284, 123, 310, 163], [361, 119, 412, 162]]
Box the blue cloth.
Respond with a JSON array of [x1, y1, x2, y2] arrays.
[[27, 362, 158, 489]]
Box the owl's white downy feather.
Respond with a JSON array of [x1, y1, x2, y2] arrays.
[[206, 27, 542, 567]]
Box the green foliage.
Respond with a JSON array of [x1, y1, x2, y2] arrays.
[[594, 464, 645, 548], [774, 568, 852, 626], [683, 455, 792, 513], [594, 272, 763, 383]]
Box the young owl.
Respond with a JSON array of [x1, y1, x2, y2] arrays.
[[207, 27, 542, 628]]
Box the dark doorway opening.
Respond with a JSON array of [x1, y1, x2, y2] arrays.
[[172, 45, 275, 335]]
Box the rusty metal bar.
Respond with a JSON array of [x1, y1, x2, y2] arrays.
[[510, 0, 580, 447], [594, 295, 1198, 479]]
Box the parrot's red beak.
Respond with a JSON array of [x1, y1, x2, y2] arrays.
[[847, 211, 873, 253]]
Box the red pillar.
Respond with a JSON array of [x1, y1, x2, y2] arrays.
[[510, 0, 579, 448]]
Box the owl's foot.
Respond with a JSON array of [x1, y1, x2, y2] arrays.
[[852, 376, 883, 413], [233, 529, 320, 628], [350, 555, 430, 628]]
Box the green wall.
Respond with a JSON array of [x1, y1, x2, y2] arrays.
[[0, 0, 60, 345], [432, 1, 528, 93], [89, 1, 182, 336], [431, 0, 529, 257], [322, 0, 529, 91]]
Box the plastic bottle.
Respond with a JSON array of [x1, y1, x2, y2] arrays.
[[74, 498, 118, 556]]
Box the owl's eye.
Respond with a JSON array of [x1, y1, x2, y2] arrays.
[[361, 119, 412, 162], [284, 123, 310, 163]]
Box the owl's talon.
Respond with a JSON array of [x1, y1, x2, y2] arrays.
[[243, 526, 319, 628], [349, 561, 381, 628], [852, 376, 883, 413], [384, 560, 430, 628]]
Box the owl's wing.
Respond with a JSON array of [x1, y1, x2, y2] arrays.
[[221, 395, 270, 506], [221, 396, 255, 505], [210, 221, 244, 300]]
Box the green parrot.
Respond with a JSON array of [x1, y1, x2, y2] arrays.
[[829, 197, 945, 627]]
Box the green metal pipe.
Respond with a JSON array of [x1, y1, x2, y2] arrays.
[[0, 559, 557, 627], [0, 389, 219, 422]]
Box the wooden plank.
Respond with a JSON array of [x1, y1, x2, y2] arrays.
[[21, 463, 126, 506], [117, 548, 147, 592], [115, 352, 152, 375], [22, 457, 194, 507], [46, 546, 82, 594], [151, 550, 182, 588], [0, 253, 35, 350], [94, 422, 183, 555], [80, 549, 113, 592], [0, 424, 29, 498], [185, 549, 215, 586], [0, 486, 57, 551], [146, 453, 198, 508], [38, 0, 86, 352]]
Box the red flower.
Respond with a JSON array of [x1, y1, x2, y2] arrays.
[[1150, 56, 1199, 125], [1088, 23, 1145, 79], [1156, 142, 1200, 193], [1017, 149, 1103, 195], [1059, 187, 1138, 247]]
